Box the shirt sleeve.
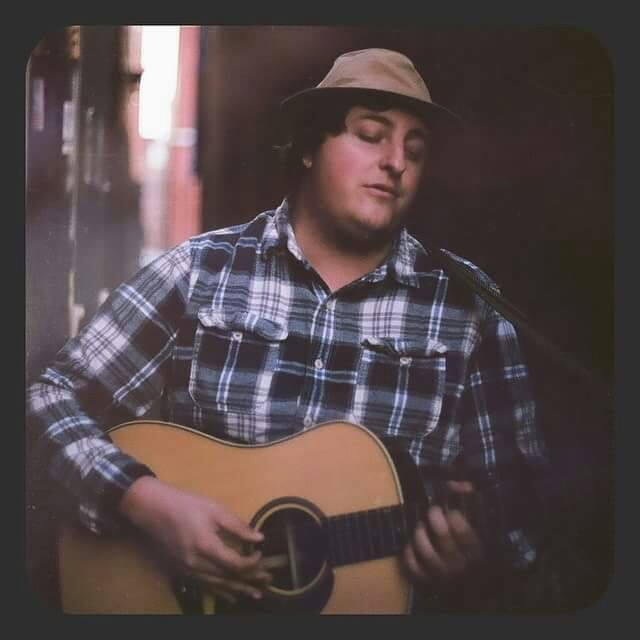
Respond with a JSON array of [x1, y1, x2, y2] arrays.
[[458, 303, 551, 570], [26, 240, 193, 534]]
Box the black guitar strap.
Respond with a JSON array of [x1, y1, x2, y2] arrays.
[[428, 245, 612, 402]]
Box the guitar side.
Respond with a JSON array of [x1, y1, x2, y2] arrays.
[[58, 420, 412, 614]]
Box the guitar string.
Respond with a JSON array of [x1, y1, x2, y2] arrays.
[[261, 504, 411, 567], [257, 489, 487, 567]]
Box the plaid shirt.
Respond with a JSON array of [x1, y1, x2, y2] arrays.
[[27, 199, 549, 568]]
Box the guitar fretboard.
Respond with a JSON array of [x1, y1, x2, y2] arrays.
[[327, 503, 422, 567]]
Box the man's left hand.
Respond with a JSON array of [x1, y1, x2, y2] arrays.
[[402, 480, 485, 586]]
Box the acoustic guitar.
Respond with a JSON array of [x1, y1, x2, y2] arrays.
[[58, 420, 466, 614]]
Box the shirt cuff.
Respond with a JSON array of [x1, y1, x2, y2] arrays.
[[78, 461, 156, 535]]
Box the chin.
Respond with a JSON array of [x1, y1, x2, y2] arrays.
[[358, 207, 406, 235], [336, 217, 402, 253]]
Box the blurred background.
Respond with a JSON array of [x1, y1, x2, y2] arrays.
[[25, 25, 614, 611]]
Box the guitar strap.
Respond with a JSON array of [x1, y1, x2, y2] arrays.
[[427, 244, 612, 402]]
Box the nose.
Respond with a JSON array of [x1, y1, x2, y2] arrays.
[[380, 140, 406, 177]]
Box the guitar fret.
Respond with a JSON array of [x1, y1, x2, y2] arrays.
[[340, 513, 349, 564], [394, 508, 403, 551], [364, 510, 375, 560], [376, 507, 385, 555], [353, 512, 363, 563], [337, 512, 351, 565], [386, 507, 396, 553], [328, 502, 416, 566], [353, 511, 364, 564], [396, 505, 409, 546], [328, 515, 341, 565], [368, 510, 377, 558], [395, 505, 407, 549], [341, 514, 348, 565], [366, 509, 375, 560], [335, 514, 345, 565], [360, 511, 370, 563], [360, 511, 370, 562], [381, 507, 389, 549], [379, 508, 388, 555], [344, 513, 355, 562], [405, 504, 413, 544], [383, 508, 393, 555]]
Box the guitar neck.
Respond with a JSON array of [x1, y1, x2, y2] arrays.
[[326, 503, 421, 567], [326, 485, 487, 568]]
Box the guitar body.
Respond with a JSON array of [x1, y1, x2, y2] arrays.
[[59, 420, 413, 614]]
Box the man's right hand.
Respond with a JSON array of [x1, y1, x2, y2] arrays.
[[118, 476, 271, 605]]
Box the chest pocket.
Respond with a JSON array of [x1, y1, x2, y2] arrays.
[[352, 336, 448, 436], [189, 308, 288, 413]]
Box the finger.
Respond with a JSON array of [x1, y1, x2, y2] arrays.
[[445, 480, 474, 494], [402, 540, 430, 583], [196, 580, 248, 604], [446, 509, 485, 562], [209, 587, 238, 606], [224, 562, 273, 585], [180, 541, 261, 578], [216, 510, 264, 544], [412, 520, 449, 578], [426, 507, 467, 573], [236, 568, 273, 586], [188, 567, 271, 596], [193, 572, 267, 600], [193, 542, 263, 578], [178, 573, 239, 606]]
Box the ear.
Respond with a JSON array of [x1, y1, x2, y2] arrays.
[[302, 154, 312, 169]]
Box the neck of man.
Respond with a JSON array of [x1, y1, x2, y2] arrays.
[[290, 199, 395, 293]]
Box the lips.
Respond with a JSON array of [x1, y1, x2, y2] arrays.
[[365, 184, 399, 197]]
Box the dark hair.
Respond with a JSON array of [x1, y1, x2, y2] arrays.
[[276, 92, 430, 195]]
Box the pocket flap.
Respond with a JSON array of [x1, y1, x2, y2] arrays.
[[197, 308, 288, 341], [361, 336, 447, 357]]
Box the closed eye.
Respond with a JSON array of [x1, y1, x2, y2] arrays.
[[357, 131, 383, 143], [406, 145, 425, 163]]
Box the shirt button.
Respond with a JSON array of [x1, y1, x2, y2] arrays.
[[303, 416, 313, 428], [314, 358, 324, 370], [400, 356, 411, 366], [232, 331, 242, 341]]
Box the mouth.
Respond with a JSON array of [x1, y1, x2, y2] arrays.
[[365, 184, 399, 198]]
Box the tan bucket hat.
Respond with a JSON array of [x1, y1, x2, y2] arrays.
[[281, 48, 461, 128]]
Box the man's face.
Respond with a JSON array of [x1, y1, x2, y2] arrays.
[[302, 105, 429, 250]]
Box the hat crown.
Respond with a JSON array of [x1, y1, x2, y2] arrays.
[[317, 48, 433, 104], [280, 47, 461, 130]]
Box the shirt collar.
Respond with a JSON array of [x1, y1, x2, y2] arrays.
[[260, 198, 301, 259], [261, 198, 429, 288], [386, 228, 427, 288]]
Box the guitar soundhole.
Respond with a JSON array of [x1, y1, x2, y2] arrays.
[[252, 501, 328, 596]]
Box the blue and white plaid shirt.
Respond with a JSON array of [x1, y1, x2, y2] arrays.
[[27, 199, 549, 568]]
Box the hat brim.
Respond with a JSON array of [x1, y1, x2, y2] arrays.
[[280, 86, 463, 131]]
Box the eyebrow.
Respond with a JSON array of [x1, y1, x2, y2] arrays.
[[355, 112, 430, 141]]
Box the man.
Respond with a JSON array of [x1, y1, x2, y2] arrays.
[[27, 48, 549, 612]]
